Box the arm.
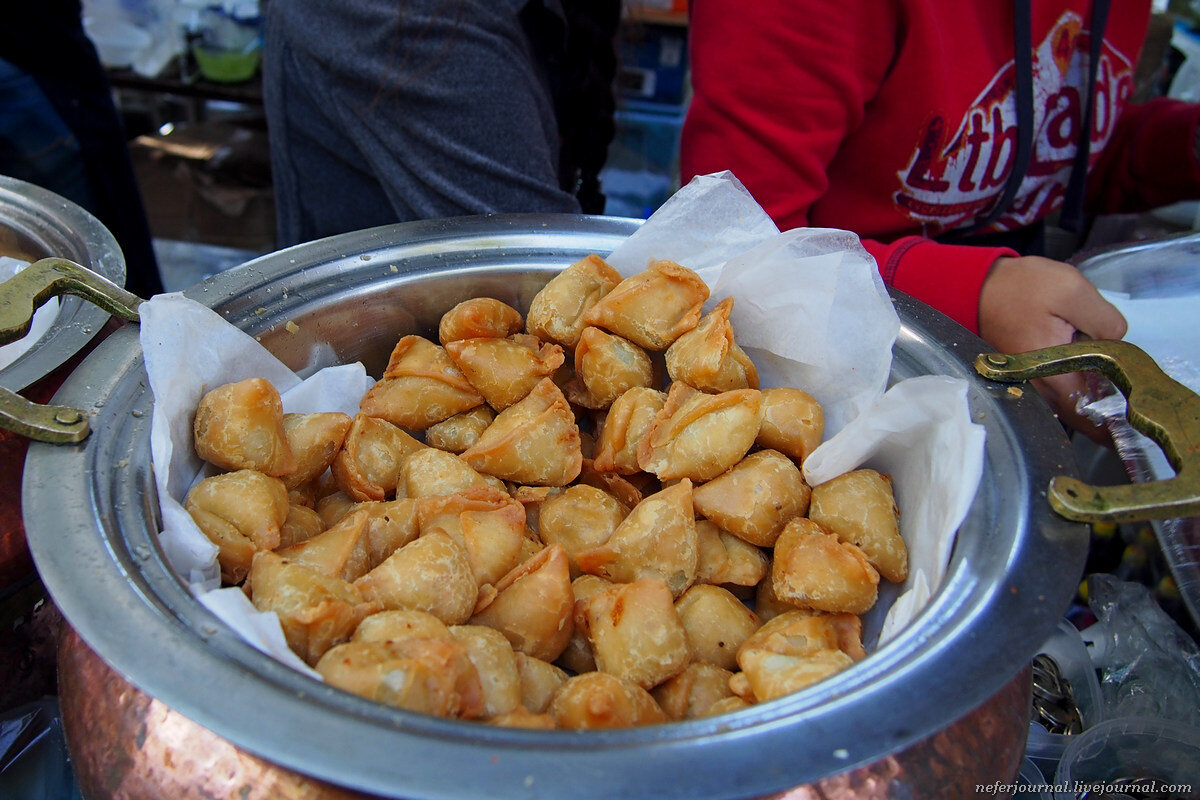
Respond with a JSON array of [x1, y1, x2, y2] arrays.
[[1085, 98, 1200, 214], [861, 237, 1013, 334], [870, 238, 1127, 443], [680, 0, 899, 230], [978, 256, 1127, 442], [684, 0, 1005, 335]]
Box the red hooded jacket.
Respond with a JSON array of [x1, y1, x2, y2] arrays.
[[681, 0, 1200, 333]]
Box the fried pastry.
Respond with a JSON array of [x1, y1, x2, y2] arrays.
[[772, 518, 879, 614], [276, 508, 372, 582], [752, 571, 800, 622], [444, 334, 565, 411], [567, 327, 655, 410], [345, 498, 421, 568], [591, 387, 667, 475], [424, 405, 496, 454], [352, 608, 452, 643], [652, 662, 737, 720], [449, 624, 522, 718], [739, 609, 866, 662], [558, 574, 613, 675], [547, 671, 668, 729], [353, 531, 478, 625], [287, 481, 319, 510], [277, 504, 326, 550], [674, 584, 762, 671], [185, 469, 289, 584], [526, 254, 624, 349], [193, 378, 295, 476], [248, 550, 379, 666], [469, 543, 574, 662], [701, 695, 753, 717], [536, 484, 627, 578], [808, 468, 907, 583], [693, 520, 770, 588], [577, 578, 692, 690], [416, 487, 528, 587], [331, 413, 425, 501], [316, 637, 485, 719], [691, 449, 811, 547], [514, 652, 569, 714], [737, 647, 855, 702], [487, 707, 558, 729], [359, 335, 484, 429], [575, 458, 649, 509], [459, 378, 582, 487], [637, 382, 761, 482], [399, 447, 508, 499], [575, 479, 697, 598], [582, 259, 709, 351], [438, 297, 524, 345], [280, 412, 352, 490], [664, 297, 758, 392], [315, 490, 358, 528], [756, 387, 825, 465]]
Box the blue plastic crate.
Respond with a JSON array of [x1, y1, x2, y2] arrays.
[[600, 104, 686, 218], [617, 22, 689, 107]]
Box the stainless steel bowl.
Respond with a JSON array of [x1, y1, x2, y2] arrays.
[[24, 214, 1087, 799], [0, 174, 126, 394]]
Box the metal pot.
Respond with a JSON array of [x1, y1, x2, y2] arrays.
[[0, 176, 127, 591], [24, 214, 1088, 799]]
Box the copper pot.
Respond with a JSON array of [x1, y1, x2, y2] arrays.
[[57, 625, 379, 800], [57, 623, 1029, 800], [27, 215, 1089, 800]]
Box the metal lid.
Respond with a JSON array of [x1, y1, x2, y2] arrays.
[[24, 214, 1087, 799], [0, 175, 126, 393]]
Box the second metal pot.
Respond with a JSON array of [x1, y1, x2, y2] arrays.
[[0, 176, 127, 591]]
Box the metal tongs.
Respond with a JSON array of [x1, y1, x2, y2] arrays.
[[976, 340, 1200, 523], [0, 257, 142, 443]]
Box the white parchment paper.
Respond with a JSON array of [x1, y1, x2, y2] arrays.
[[141, 294, 373, 676], [143, 170, 985, 675]]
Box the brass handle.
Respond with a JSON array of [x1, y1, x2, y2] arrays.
[[0, 258, 143, 443], [975, 339, 1200, 523]]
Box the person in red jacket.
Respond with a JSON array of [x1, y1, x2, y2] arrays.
[[681, 0, 1200, 439]]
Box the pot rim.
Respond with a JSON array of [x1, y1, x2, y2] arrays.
[[24, 213, 1087, 799], [0, 175, 126, 393]]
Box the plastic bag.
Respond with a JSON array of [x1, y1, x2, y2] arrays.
[[0, 698, 82, 800], [1083, 574, 1200, 726]]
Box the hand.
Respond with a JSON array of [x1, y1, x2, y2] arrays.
[[978, 255, 1127, 444]]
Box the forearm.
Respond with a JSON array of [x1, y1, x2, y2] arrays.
[[861, 236, 1015, 335]]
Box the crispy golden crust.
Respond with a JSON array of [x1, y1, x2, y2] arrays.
[[459, 378, 582, 487], [637, 382, 761, 482], [359, 336, 484, 429], [526, 254, 624, 349], [665, 297, 758, 392], [808, 469, 907, 583], [582, 259, 709, 350], [193, 378, 295, 476]]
